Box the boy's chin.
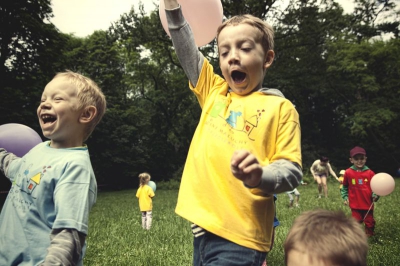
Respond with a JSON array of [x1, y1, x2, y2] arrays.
[[230, 86, 253, 95], [40, 132, 51, 139]]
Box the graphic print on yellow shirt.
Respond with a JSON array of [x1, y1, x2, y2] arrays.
[[210, 99, 267, 141]]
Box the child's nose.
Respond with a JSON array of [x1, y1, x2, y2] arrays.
[[228, 50, 239, 64], [39, 101, 51, 109]]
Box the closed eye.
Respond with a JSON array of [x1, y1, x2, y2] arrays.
[[220, 51, 229, 57]]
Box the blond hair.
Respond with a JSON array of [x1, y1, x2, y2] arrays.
[[53, 70, 106, 140], [216, 14, 274, 53], [138, 172, 151, 187], [284, 209, 368, 266]]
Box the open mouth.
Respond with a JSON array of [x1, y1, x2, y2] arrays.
[[41, 114, 57, 124], [231, 70, 246, 84]]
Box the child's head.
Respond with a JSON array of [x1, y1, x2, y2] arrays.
[[37, 71, 106, 148], [284, 209, 368, 266], [319, 156, 329, 165], [349, 146, 367, 170], [216, 15, 275, 96], [339, 170, 345, 176], [139, 172, 151, 186]]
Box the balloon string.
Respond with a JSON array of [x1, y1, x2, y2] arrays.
[[362, 202, 374, 221]]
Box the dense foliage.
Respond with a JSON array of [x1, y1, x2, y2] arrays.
[[0, 0, 399, 191]]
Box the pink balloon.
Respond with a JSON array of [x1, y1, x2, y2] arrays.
[[159, 0, 224, 47], [370, 173, 395, 196]]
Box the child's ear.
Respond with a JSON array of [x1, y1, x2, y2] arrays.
[[80, 106, 97, 124], [264, 50, 275, 69]]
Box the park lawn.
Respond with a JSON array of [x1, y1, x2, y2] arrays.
[[85, 178, 400, 265]]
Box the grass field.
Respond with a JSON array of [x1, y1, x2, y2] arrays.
[[84, 178, 400, 265]]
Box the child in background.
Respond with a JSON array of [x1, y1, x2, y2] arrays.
[[284, 209, 368, 266], [341, 146, 379, 237], [136, 172, 155, 230], [338, 169, 345, 192], [0, 71, 106, 265], [286, 188, 300, 208], [310, 156, 340, 198], [163, 1, 302, 265]]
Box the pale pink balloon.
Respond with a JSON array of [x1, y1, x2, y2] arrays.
[[159, 0, 224, 47], [370, 173, 395, 196]]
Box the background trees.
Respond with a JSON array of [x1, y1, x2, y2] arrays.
[[1, 0, 399, 191]]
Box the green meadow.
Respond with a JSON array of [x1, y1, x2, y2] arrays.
[[84, 178, 400, 265]]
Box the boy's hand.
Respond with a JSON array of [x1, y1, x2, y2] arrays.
[[343, 199, 349, 205], [372, 196, 379, 202], [164, 0, 179, 9], [231, 150, 262, 187]]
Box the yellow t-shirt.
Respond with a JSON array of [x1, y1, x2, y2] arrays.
[[136, 184, 155, 211], [175, 59, 302, 252], [338, 176, 344, 189]]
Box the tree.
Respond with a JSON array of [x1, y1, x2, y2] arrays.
[[326, 38, 400, 171], [222, 0, 279, 18], [264, 0, 399, 172], [0, 0, 72, 128], [267, 0, 351, 166], [106, 6, 201, 185], [351, 0, 400, 40], [0, 0, 52, 80]]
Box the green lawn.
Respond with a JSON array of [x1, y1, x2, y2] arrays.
[[84, 178, 399, 265]]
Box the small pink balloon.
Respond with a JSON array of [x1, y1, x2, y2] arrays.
[[370, 173, 395, 196], [159, 0, 224, 47]]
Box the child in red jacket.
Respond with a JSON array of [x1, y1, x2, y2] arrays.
[[341, 146, 379, 237]]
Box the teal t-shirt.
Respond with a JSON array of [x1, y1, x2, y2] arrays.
[[0, 141, 97, 266]]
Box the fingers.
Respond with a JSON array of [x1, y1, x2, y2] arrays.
[[231, 150, 262, 187], [231, 150, 259, 174]]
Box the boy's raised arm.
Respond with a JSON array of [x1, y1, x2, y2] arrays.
[[163, 0, 204, 87]]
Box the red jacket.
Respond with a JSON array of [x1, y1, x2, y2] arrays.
[[342, 166, 375, 210]]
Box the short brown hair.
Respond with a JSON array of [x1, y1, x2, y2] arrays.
[[216, 14, 274, 53], [54, 70, 106, 141], [284, 209, 368, 266]]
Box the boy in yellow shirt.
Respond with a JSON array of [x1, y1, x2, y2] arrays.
[[163, 1, 302, 265]]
